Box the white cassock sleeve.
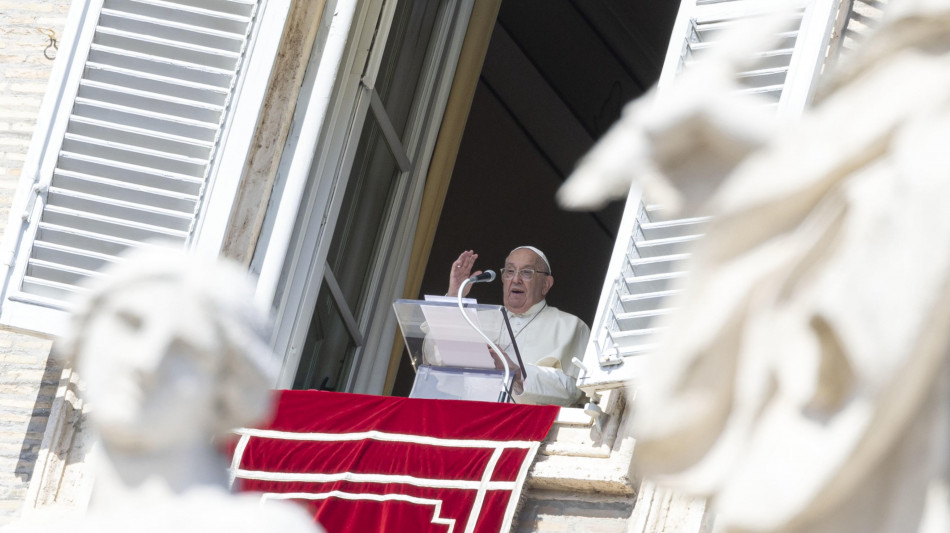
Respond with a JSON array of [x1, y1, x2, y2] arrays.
[[513, 364, 584, 407], [509, 303, 590, 406]]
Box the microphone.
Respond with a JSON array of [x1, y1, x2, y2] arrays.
[[468, 270, 496, 283]]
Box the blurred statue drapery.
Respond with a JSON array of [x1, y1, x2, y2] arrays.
[[560, 1, 950, 532]]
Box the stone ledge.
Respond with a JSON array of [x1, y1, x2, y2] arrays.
[[528, 453, 635, 494], [529, 389, 635, 494], [515, 489, 635, 533]]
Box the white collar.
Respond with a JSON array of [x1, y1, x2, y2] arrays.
[[507, 299, 547, 319]]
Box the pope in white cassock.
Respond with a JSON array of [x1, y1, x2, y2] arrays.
[[447, 246, 589, 406]]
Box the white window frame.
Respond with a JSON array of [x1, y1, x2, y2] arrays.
[[251, 0, 475, 393], [191, 0, 294, 259]]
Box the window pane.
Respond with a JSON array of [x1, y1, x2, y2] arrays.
[[294, 115, 400, 391], [294, 278, 357, 391], [376, 0, 442, 138], [326, 116, 400, 312]]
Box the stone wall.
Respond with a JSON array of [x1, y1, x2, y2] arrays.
[[0, 0, 71, 524], [0, 334, 56, 523], [0, 0, 69, 234]]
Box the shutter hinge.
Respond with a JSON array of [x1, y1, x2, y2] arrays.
[[21, 183, 48, 223]]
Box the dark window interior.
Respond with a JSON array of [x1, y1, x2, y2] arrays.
[[393, 0, 681, 396]]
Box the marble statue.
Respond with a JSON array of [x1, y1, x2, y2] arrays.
[[7, 248, 323, 532], [559, 1, 950, 532]]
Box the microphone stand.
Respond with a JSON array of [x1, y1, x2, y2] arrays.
[[457, 275, 513, 403]]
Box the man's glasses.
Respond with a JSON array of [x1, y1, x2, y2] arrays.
[[500, 267, 550, 281]]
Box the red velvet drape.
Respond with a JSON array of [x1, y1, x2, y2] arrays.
[[233, 391, 559, 533]]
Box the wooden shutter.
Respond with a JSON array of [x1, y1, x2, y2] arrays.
[[577, 0, 843, 393], [0, 0, 266, 334]]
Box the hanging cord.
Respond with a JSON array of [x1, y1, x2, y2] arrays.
[[500, 301, 546, 353]]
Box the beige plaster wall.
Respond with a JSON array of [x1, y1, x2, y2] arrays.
[[0, 0, 71, 524]]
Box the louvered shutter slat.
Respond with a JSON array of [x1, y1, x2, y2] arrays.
[[41, 206, 190, 241], [132, 0, 258, 19], [76, 82, 224, 124], [21, 276, 87, 302], [619, 289, 680, 313], [26, 259, 101, 287], [635, 234, 704, 258], [35, 225, 152, 257], [98, 10, 250, 47], [83, 65, 229, 106], [623, 271, 686, 293], [57, 154, 203, 195], [30, 242, 117, 273], [52, 171, 199, 212], [61, 135, 208, 177], [86, 48, 233, 86], [71, 100, 218, 141], [93, 31, 241, 70], [66, 119, 214, 160], [46, 188, 194, 229]]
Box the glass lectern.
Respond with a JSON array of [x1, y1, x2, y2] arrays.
[[392, 299, 525, 403]]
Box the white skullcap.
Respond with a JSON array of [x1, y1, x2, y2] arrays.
[[510, 245, 551, 273]]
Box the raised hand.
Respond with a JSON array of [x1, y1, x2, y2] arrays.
[[447, 250, 481, 298]]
